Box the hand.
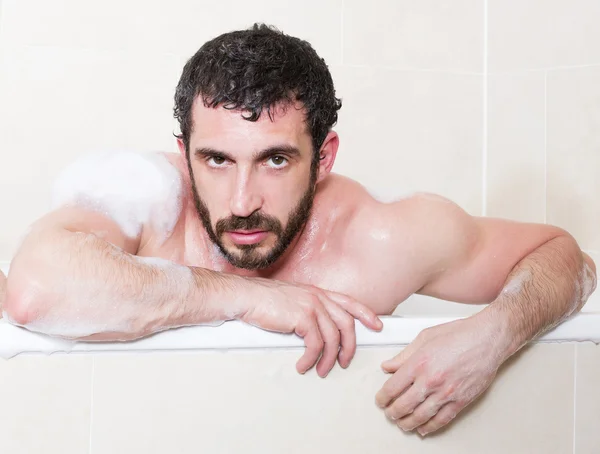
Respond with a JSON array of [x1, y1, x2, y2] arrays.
[[241, 278, 383, 377], [375, 314, 508, 436]]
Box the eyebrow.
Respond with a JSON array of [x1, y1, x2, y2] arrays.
[[194, 145, 301, 162]]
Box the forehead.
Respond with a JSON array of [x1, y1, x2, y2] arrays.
[[189, 98, 311, 151]]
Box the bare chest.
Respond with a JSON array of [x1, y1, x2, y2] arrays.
[[137, 214, 413, 315]]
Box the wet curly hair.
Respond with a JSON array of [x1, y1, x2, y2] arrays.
[[173, 23, 342, 162]]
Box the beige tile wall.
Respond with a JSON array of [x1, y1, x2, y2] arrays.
[[343, 0, 483, 72], [488, 0, 600, 72], [486, 72, 546, 223], [332, 66, 483, 214]]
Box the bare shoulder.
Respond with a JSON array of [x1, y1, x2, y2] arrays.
[[312, 177, 482, 305], [339, 184, 479, 281], [362, 190, 478, 255], [312, 173, 377, 231], [51, 149, 187, 241], [335, 179, 472, 237]]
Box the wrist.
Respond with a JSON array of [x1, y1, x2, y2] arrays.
[[187, 267, 253, 323], [473, 304, 523, 362]]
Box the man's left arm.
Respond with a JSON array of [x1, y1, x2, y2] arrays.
[[374, 195, 597, 436]]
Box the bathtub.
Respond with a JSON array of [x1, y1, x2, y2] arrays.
[[1, 261, 599, 454]]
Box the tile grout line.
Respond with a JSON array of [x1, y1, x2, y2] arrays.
[[490, 63, 600, 75], [341, 63, 483, 76], [544, 71, 548, 224], [481, 0, 488, 216], [573, 345, 578, 454], [89, 358, 95, 454]]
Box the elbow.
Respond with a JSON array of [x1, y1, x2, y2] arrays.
[[3, 227, 67, 327], [3, 248, 57, 327], [3, 298, 31, 327], [2, 274, 49, 327]]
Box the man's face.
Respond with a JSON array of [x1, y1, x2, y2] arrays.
[[185, 99, 318, 270]]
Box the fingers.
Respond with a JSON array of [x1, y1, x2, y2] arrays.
[[381, 345, 416, 374], [321, 299, 356, 369], [294, 288, 382, 377], [375, 365, 416, 409], [395, 393, 445, 432], [381, 381, 430, 421], [314, 307, 341, 377], [416, 402, 461, 436], [294, 319, 324, 374], [324, 290, 383, 331]]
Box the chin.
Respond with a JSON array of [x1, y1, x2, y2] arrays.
[[227, 247, 281, 270]]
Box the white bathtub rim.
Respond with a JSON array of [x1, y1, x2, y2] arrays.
[[0, 313, 599, 360], [1, 261, 599, 360]]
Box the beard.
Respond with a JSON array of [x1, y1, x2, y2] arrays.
[[187, 161, 318, 270]]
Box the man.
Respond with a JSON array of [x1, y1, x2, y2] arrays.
[[0, 24, 596, 437]]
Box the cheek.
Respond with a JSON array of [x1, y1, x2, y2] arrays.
[[264, 177, 305, 217], [195, 172, 229, 209]]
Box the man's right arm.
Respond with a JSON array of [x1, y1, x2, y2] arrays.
[[3, 205, 238, 340], [3, 205, 382, 377]]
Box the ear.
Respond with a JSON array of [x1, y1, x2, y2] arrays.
[[177, 138, 187, 160], [316, 131, 339, 184]]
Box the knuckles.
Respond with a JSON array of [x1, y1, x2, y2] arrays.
[[425, 370, 446, 389], [440, 382, 457, 400]]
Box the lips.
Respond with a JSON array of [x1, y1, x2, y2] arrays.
[[227, 230, 269, 245]]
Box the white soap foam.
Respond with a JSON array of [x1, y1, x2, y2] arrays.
[[577, 261, 597, 311], [365, 187, 454, 205], [21, 315, 131, 339], [502, 269, 531, 295], [365, 186, 417, 204], [0, 319, 75, 359], [51, 150, 183, 242], [581, 262, 597, 300]]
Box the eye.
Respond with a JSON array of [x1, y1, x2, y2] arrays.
[[267, 155, 288, 169], [207, 156, 227, 167]]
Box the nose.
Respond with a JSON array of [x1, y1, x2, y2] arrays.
[[229, 168, 263, 218]]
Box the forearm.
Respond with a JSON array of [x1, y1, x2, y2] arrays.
[[478, 235, 597, 359], [4, 229, 247, 340]]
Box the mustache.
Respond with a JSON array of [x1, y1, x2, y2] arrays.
[[215, 211, 283, 237]]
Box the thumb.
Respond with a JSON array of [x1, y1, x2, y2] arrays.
[[381, 344, 416, 373]]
